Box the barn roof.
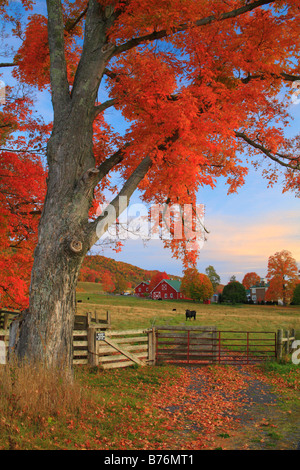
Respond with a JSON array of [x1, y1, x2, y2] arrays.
[[164, 279, 181, 292], [134, 281, 149, 289], [150, 278, 182, 293]]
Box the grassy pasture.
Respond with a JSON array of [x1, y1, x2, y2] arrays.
[[0, 282, 298, 450], [76, 283, 300, 335]]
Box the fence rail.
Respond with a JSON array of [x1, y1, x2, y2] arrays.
[[89, 328, 154, 370], [216, 331, 276, 365], [276, 328, 296, 360], [156, 326, 217, 364], [155, 327, 279, 365], [0, 308, 297, 369]]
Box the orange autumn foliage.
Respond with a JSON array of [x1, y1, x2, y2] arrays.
[[148, 271, 170, 292], [242, 272, 261, 290], [181, 267, 214, 301], [1, 0, 300, 304], [266, 250, 299, 304]]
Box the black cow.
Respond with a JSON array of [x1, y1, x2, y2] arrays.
[[185, 309, 196, 320]]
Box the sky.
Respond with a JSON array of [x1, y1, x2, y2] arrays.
[[1, 1, 300, 285], [94, 98, 300, 285], [99, 163, 300, 285]]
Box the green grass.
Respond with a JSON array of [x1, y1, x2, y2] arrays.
[[76, 283, 300, 333], [77, 281, 104, 294], [0, 282, 298, 450]]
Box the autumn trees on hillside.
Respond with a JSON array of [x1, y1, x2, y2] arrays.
[[1, 0, 300, 368]]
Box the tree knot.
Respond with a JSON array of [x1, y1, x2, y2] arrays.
[[70, 238, 83, 254], [101, 43, 115, 54]]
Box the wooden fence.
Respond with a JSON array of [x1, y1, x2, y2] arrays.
[[276, 328, 297, 360], [73, 312, 156, 369], [73, 311, 111, 365], [88, 328, 155, 369], [0, 308, 298, 369], [0, 309, 19, 363]]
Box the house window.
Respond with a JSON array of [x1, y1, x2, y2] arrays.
[[252, 288, 256, 293], [164, 293, 168, 298], [170, 293, 173, 298], [146, 287, 148, 291], [139, 288, 141, 292]]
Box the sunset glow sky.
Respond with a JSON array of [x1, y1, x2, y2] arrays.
[[101, 165, 300, 284]]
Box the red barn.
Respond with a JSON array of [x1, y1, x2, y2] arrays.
[[150, 279, 185, 300], [134, 281, 149, 297]]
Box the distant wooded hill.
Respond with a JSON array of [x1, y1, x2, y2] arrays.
[[78, 255, 181, 292]]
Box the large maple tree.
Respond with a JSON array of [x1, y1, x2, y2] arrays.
[[266, 249, 298, 304], [1, 0, 300, 369]]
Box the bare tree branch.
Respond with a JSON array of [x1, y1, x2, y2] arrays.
[[75, 144, 128, 197], [46, 0, 71, 115], [0, 62, 17, 68], [94, 98, 117, 116], [241, 72, 300, 84], [113, 0, 275, 56], [235, 131, 300, 170], [87, 155, 152, 248], [65, 5, 88, 32]]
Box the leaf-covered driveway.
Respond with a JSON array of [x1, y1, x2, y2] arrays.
[[154, 364, 300, 450]]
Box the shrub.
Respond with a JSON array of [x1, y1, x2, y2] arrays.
[[291, 284, 300, 305], [222, 281, 247, 304]]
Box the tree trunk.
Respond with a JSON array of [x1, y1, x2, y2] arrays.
[[9, 0, 153, 371], [11, 249, 84, 370], [10, 115, 95, 369]]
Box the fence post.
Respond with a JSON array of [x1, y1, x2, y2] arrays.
[[276, 329, 283, 361], [286, 329, 290, 354], [291, 329, 295, 354], [246, 332, 249, 365], [291, 328, 295, 341], [88, 327, 98, 367], [148, 327, 156, 365], [212, 328, 218, 363]]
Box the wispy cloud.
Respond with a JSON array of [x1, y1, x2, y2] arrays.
[[91, 208, 299, 284], [198, 209, 300, 281]]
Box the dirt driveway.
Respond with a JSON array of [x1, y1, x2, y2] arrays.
[[163, 364, 300, 450]]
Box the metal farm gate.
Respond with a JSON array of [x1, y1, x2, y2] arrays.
[[156, 326, 218, 365], [155, 326, 276, 365]]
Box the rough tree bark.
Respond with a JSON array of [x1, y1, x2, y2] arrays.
[[10, 0, 151, 369]]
